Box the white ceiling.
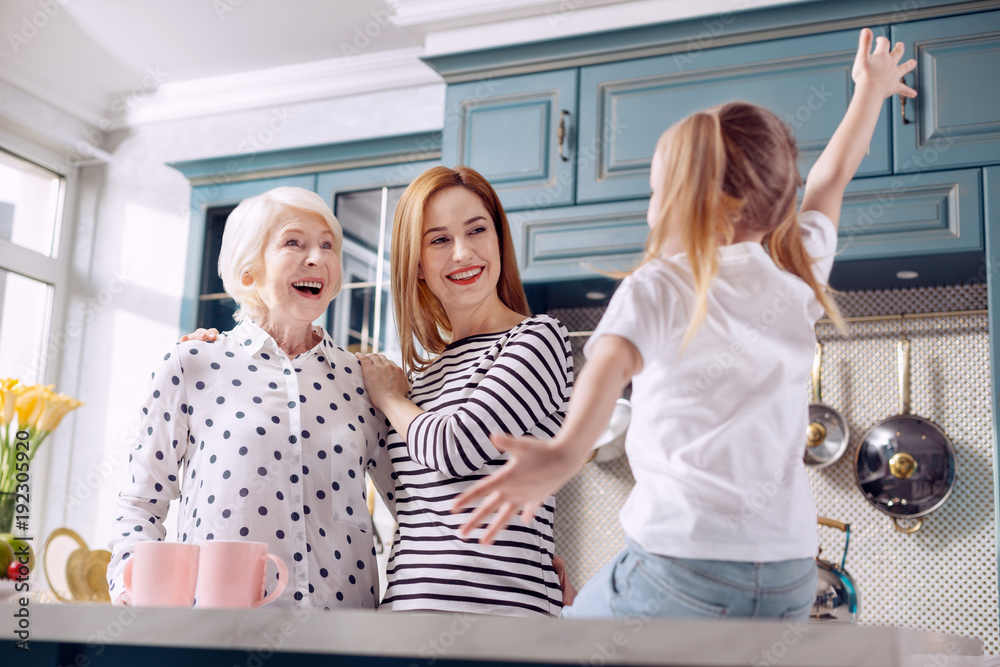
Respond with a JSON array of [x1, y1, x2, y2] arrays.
[[0, 0, 420, 125], [0, 0, 810, 129]]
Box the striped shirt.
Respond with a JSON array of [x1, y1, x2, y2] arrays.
[[381, 315, 574, 616]]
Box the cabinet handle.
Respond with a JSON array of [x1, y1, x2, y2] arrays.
[[900, 76, 912, 125], [557, 110, 570, 162]]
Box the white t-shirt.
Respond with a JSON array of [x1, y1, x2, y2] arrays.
[[585, 210, 837, 562]]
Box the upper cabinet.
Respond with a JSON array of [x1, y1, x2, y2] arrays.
[[892, 10, 1000, 173], [442, 69, 578, 210], [577, 27, 892, 204]]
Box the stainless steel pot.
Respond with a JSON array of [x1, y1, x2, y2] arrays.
[[810, 517, 859, 623], [804, 343, 850, 468], [854, 340, 957, 533]]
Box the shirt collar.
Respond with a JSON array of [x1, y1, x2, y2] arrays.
[[234, 318, 331, 360]]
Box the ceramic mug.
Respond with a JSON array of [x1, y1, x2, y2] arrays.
[[195, 540, 287, 608], [123, 542, 200, 607]]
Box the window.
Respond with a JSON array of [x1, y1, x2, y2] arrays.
[[195, 204, 238, 332], [0, 148, 66, 384]]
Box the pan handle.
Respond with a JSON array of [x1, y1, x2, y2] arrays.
[[811, 343, 823, 403], [817, 517, 851, 570], [817, 516, 847, 532], [892, 516, 923, 534], [898, 340, 911, 416]]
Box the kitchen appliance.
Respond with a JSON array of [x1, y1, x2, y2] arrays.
[[854, 340, 957, 533], [805, 343, 850, 468], [811, 516, 859, 623]]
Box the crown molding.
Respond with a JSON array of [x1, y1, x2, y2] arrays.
[[124, 47, 442, 127], [386, 0, 626, 31]]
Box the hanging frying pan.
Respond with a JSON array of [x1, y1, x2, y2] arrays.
[[811, 517, 859, 623], [854, 340, 957, 533], [804, 343, 850, 468]]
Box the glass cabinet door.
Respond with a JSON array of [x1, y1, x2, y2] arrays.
[[329, 186, 406, 357]]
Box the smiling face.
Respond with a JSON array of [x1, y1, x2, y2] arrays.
[[254, 211, 341, 329], [417, 186, 504, 320]]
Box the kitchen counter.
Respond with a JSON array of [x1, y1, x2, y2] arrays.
[[0, 600, 985, 666]]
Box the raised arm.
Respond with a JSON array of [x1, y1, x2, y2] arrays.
[[800, 28, 917, 228], [453, 333, 641, 544]]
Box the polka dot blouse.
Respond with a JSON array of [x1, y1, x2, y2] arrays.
[[107, 319, 393, 609]]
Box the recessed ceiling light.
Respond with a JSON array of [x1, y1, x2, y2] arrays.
[[896, 270, 919, 280], [585, 291, 607, 300]]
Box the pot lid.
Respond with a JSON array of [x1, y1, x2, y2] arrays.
[[854, 415, 956, 517], [805, 403, 850, 468]]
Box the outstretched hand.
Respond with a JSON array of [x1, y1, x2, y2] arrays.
[[180, 328, 219, 343], [852, 27, 917, 100], [452, 432, 585, 544]]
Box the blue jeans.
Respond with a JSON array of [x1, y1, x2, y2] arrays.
[[562, 539, 816, 620]]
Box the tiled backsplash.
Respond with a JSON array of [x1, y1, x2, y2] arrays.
[[549, 283, 997, 653]]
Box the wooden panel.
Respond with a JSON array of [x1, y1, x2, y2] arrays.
[[508, 199, 649, 282], [578, 27, 892, 203], [893, 11, 1000, 172], [837, 168, 982, 261], [442, 69, 578, 210]]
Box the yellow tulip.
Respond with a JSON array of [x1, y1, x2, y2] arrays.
[[36, 392, 83, 433], [13, 384, 48, 430], [0, 378, 17, 426]]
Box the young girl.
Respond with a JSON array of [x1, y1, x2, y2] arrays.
[[453, 29, 916, 620]]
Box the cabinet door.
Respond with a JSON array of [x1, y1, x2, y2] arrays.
[[829, 168, 983, 290], [442, 69, 578, 211], [507, 199, 649, 283], [578, 27, 891, 204], [892, 11, 1000, 173]]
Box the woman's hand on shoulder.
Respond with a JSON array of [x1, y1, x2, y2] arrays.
[[179, 328, 219, 343], [356, 353, 409, 411]]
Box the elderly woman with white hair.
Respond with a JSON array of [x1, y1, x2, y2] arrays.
[[107, 186, 392, 609]]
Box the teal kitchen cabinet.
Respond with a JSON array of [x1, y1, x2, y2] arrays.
[[829, 168, 983, 289], [507, 199, 649, 283], [577, 26, 892, 204], [442, 69, 578, 211], [892, 10, 1000, 173]]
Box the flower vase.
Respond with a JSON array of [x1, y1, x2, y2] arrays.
[[0, 492, 14, 534]]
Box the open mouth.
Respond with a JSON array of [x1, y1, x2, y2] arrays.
[[447, 267, 484, 283], [292, 280, 322, 295]]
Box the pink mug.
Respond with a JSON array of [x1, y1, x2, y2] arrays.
[[195, 540, 287, 608], [123, 542, 200, 607]]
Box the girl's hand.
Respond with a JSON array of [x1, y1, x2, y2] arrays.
[[852, 28, 917, 101], [179, 328, 219, 343], [452, 433, 583, 545], [356, 353, 409, 412]]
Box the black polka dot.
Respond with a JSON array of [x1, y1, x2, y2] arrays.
[[336, 592, 344, 601], [240, 527, 249, 537], [349, 575, 356, 585], [346, 506, 353, 515], [356, 560, 365, 570], [223, 470, 231, 479], [291, 512, 300, 521], [317, 490, 326, 500], [271, 416, 280, 424], [189, 349, 198, 355], [318, 450, 327, 459], [276, 530, 285, 539], [313, 382, 322, 391], [257, 426, 266, 435], [268, 382, 278, 389], [171, 376, 180, 386], [258, 467, 267, 476], [225, 351, 235, 358], [210, 363, 220, 370], [320, 568, 328, 578], [294, 553, 303, 562], [216, 396, 225, 405], [222, 509, 231, 518], [253, 397, 262, 404], [334, 550, 341, 560], [236, 411, 245, 419], [334, 445, 343, 454], [290, 474, 299, 483], [208, 495, 215, 504], [239, 488, 249, 497], [274, 451, 282, 460], [239, 446, 248, 456], [248, 365, 258, 372], [232, 379, 241, 387], [258, 506, 267, 516], [288, 401, 296, 409], [153, 390, 160, 398]]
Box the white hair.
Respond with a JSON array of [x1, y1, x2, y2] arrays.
[[218, 186, 343, 323]]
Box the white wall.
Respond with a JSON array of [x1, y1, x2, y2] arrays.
[[1, 82, 445, 559]]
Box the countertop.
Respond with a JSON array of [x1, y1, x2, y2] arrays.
[[0, 600, 986, 666]]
